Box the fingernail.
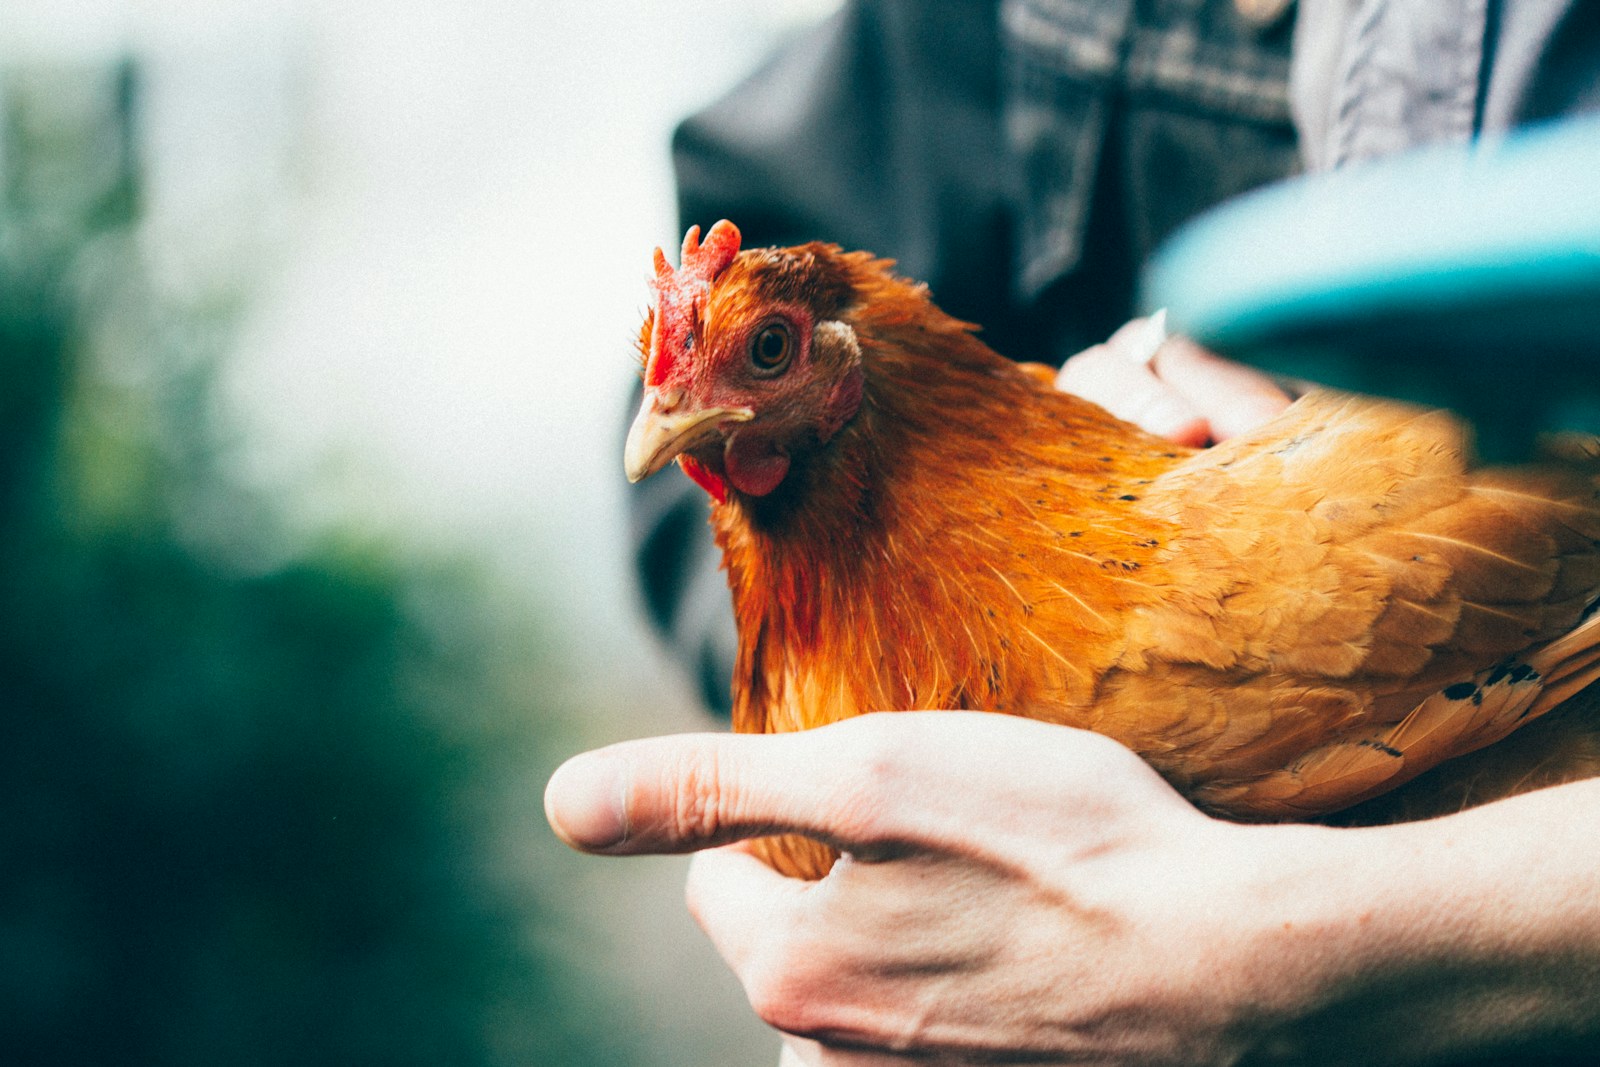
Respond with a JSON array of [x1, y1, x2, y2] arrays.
[[545, 754, 629, 850], [1118, 312, 1169, 365]]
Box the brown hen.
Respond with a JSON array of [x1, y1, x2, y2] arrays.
[[625, 221, 1600, 879]]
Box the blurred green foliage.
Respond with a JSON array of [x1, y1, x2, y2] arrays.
[[0, 63, 640, 1067]]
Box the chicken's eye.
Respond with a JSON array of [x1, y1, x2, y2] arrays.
[[750, 322, 793, 375]]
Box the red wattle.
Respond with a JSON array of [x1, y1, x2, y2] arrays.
[[678, 454, 728, 503], [724, 437, 790, 497]]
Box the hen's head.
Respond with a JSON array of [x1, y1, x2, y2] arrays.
[[624, 220, 867, 502]]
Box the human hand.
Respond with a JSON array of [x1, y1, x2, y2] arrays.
[[546, 713, 1346, 1066], [1057, 313, 1296, 445]]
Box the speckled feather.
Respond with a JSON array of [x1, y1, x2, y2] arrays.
[[648, 239, 1600, 880]]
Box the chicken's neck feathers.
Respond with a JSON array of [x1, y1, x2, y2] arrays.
[[713, 309, 1186, 733]]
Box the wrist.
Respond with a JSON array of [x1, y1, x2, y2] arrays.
[[1236, 790, 1600, 1064]]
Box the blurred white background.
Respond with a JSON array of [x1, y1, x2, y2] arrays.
[[3, 2, 841, 1062], [2, 0, 834, 642]]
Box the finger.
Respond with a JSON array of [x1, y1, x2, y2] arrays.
[[689, 847, 930, 1063], [781, 1037, 906, 1066], [1151, 337, 1293, 442], [544, 724, 894, 856], [685, 843, 810, 970], [1056, 335, 1211, 445]]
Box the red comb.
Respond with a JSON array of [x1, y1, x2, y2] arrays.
[[646, 220, 742, 387]]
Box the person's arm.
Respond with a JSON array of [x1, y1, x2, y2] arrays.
[[546, 712, 1600, 1065]]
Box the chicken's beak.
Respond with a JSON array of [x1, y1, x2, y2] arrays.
[[624, 388, 753, 483]]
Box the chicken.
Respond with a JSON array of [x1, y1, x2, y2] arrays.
[[624, 220, 1600, 880]]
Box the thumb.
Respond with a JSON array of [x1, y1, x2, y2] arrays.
[[544, 728, 867, 856], [545, 713, 1176, 859]]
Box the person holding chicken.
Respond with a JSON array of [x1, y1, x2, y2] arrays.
[[550, 2, 1600, 1063]]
